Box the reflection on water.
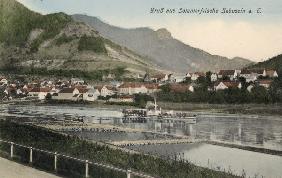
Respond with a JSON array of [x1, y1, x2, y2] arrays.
[[2, 104, 282, 151], [127, 143, 282, 178]]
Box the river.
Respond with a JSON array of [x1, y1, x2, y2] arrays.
[[1, 103, 282, 178]]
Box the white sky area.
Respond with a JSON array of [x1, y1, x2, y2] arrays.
[[17, 0, 282, 62]]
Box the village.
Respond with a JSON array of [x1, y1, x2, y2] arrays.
[[0, 68, 279, 103]]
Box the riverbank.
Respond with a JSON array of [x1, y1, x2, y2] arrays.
[[157, 102, 282, 116], [0, 120, 239, 178], [8, 100, 282, 116]]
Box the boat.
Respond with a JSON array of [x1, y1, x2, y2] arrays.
[[122, 97, 197, 124]]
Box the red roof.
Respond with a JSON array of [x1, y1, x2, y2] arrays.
[[119, 95, 134, 99], [193, 72, 205, 77], [119, 82, 145, 89], [240, 70, 251, 75], [29, 87, 51, 93], [170, 84, 192, 93], [77, 88, 89, 93], [221, 81, 240, 88], [144, 83, 159, 89], [265, 70, 277, 77], [59, 88, 76, 93], [218, 70, 235, 76], [151, 73, 166, 80], [259, 80, 272, 85], [95, 85, 116, 92], [249, 69, 265, 74]]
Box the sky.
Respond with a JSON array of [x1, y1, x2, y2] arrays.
[[17, 0, 282, 62]]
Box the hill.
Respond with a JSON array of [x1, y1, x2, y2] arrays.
[[0, 0, 160, 79], [247, 54, 282, 74], [72, 14, 252, 73]]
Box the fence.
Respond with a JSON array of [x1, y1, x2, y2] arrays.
[[0, 139, 155, 178]]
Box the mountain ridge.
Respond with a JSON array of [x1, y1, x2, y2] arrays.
[[72, 14, 252, 73], [0, 0, 162, 78]]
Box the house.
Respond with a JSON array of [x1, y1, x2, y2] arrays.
[[83, 88, 100, 102], [150, 73, 171, 83], [249, 69, 266, 77], [23, 84, 37, 92], [186, 73, 193, 78], [247, 84, 255, 92], [118, 83, 147, 95], [265, 70, 278, 78], [0, 77, 8, 85], [109, 95, 134, 103], [239, 70, 257, 82], [169, 84, 194, 93], [16, 88, 28, 96], [27, 87, 51, 100], [96, 85, 116, 97], [50, 86, 61, 95], [214, 81, 242, 91], [144, 83, 160, 94], [258, 80, 272, 89], [70, 78, 84, 85], [210, 73, 218, 82], [52, 88, 80, 101], [191, 72, 205, 81], [102, 73, 116, 80], [170, 74, 187, 83], [4, 87, 17, 96], [218, 70, 239, 80]]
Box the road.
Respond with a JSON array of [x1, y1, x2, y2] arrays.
[[0, 157, 60, 178]]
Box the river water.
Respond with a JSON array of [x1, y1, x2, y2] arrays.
[[1, 104, 282, 177]]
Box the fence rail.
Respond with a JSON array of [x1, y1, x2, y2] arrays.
[[0, 139, 155, 178]]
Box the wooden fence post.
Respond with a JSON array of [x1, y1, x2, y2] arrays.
[[127, 169, 131, 178], [10, 142, 14, 158], [29, 147, 33, 163], [54, 152, 57, 171], [85, 160, 89, 178]]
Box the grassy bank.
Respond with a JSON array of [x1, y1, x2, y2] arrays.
[[157, 102, 282, 116], [0, 120, 239, 178]]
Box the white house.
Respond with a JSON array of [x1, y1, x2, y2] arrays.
[[118, 83, 148, 95], [0, 77, 8, 85], [169, 84, 194, 93], [186, 73, 193, 78], [170, 74, 187, 83], [109, 95, 134, 103], [210, 73, 218, 82], [52, 88, 80, 101], [218, 70, 239, 80], [247, 84, 255, 92], [150, 73, 171, 83], [258, 80, 272, 89], [214, 81, 242, 91], [239, 70, 257, 82], [96, 85, 116, 97], [70, 78, 84, 85], [82, 88, 100, 102], [191, 72, 205, 81], [265, 70, 279, 78], [27, 87, 51, 100]]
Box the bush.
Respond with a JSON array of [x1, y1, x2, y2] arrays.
[[55, 33, 75, 46], [78, 35, 107, 54]]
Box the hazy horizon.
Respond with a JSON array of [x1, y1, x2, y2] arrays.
[[17, 0, 282, 62]]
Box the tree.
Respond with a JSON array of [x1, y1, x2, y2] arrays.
[[251, 86, 271, 103], [160, 84, 171, 93]]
